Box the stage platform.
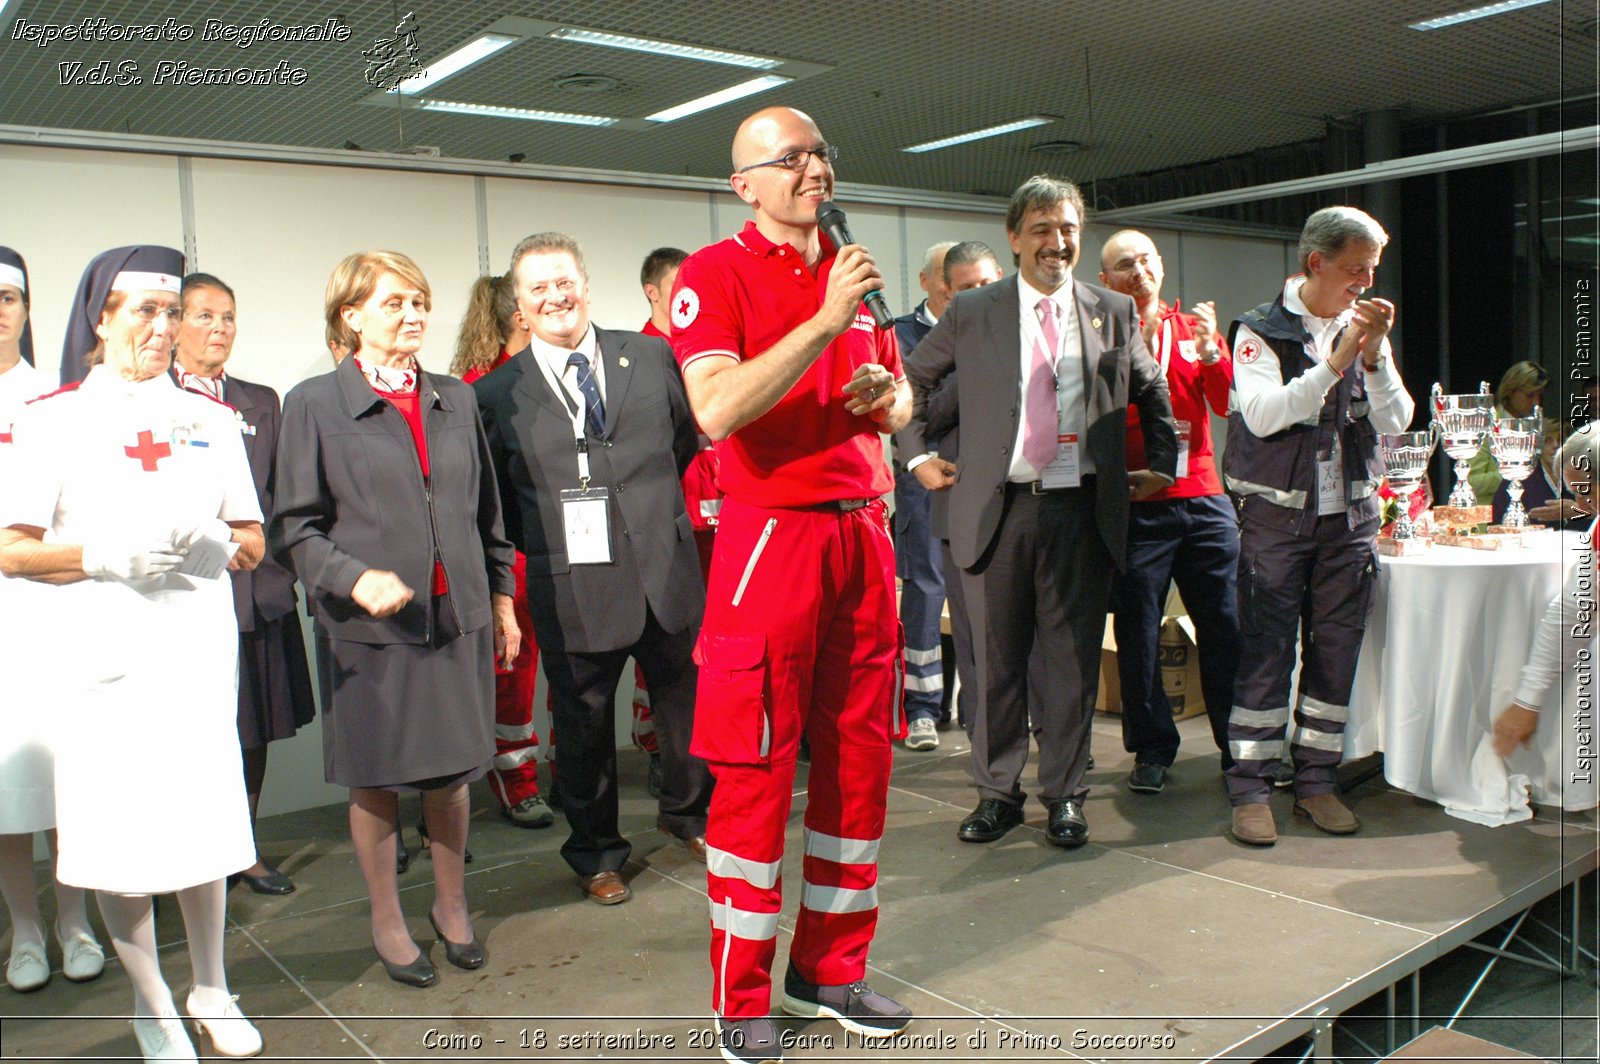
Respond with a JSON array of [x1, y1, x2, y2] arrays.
[[3, 714, 1595, 1062]]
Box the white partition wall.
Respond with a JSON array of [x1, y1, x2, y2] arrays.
[[0, 140, 1295, 816]]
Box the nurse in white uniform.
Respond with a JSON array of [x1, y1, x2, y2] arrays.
[[0, 246, 108, 994], [0, 246, 265, 1062]]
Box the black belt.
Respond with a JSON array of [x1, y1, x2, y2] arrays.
[[831, 498, 873, 511], [1007, 476, 1094, 496]]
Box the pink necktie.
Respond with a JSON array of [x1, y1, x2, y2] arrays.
[[1022, 298, 1060, 475]]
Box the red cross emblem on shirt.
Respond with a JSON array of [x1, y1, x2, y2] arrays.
[[124, 429, 171, 471]]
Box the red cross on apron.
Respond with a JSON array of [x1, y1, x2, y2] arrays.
[[124, 429, 171, 471]]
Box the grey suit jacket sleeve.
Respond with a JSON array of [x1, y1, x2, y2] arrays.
[[896, 305, 961, 459], [664, 343, 699, 477], [270, 383, 369, 602]]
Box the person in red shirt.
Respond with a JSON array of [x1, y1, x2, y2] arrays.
[[1098, 230, 1240, 795], [449, 274, 555, 830], [671, 106, 913, 1063]]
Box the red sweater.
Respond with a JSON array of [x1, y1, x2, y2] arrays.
[[1125, 301, 1233, 500]]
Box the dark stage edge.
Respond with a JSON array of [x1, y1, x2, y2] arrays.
[[2, 714, 1594, 1063]]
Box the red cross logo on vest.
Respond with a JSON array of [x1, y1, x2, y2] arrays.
[[124, 429, 171, 471]]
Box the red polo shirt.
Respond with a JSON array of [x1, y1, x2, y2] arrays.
[[1125, 301, 1232, 500], [671, 221, 900, 508]]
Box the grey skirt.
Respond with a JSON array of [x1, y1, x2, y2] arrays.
[[316, 598, 495, 791]]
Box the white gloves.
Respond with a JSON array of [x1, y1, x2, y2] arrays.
[[81, 541, 186, 582], [176, 519, 233, 551]]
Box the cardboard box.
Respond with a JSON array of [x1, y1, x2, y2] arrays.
[[1096, 613, 1206, 721]]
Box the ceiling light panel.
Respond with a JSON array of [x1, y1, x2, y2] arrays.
[[391, 32, 520, 96], [903, 116, 1057, 154], [647, 75, 793, 123], [410, 99, 617, 127], [1408, 0, 1554, 31], [545, 27, 781, 70]]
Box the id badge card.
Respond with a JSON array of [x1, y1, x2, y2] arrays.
[[1173, 419, 1191, 480], [559, 486, 613, 564], [1040, 433, 1081, 489], [1317, 458, 1345, 515]]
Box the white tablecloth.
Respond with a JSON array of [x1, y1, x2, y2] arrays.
[[1346, 531, 1596, 826]]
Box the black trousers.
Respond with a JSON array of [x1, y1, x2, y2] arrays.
[[540, 607, 712, 875], [963, 482, 1111, 807]]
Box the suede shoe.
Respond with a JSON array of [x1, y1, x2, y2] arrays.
[[780, 962, 911, 1037], [957, 798, 1023, 843], [1294, 792, 1359, 834], [1231, 803, 1277, 846], [1128, 762, 1167, 794], [1045, 799, 1089, 848], [716, 1016, 782, 1064]]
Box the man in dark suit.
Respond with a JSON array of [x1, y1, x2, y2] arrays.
[[902, 175, 1178, 849], [474, 233, 713, 906], [172, 272, 315, 896]]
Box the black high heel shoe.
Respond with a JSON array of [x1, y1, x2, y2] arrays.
[[415, 820, 473, 864], [374, 939, 437, 987], [428, 910, 485, 970]]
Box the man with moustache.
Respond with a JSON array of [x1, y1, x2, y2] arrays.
[[1096, 231, 1239, 794], [1222, 206, 1413, 846], [902, 175, 1177, 852], [891, 241, 957, 749], [473, 232, 713, 905], [670, 106, 912, 1063]]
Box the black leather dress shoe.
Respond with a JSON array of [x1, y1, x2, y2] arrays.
[[374, 940, 437, 987], [1045, 799, 1089, 848], [239, 866, 296, 896], [957, 798, 1024, 843], [428, 910, 485, 970]]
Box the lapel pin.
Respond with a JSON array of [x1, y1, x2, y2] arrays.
[[618, 356, 630, 368], [1091, 316, 1103, 330]]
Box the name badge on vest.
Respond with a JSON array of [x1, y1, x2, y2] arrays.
[[1173, 420, 1191, 480], [1041, 433, 1082, 489], [235, 409, 257, 436], [1317, 439, 1346, 516], [560, 486, 613, 564]]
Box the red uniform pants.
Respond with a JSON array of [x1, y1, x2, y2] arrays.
[[693, 497, 901, 1020], [487, 552, 546, 808]]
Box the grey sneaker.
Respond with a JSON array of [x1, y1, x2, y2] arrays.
[[717, 1016, 782, 1064], [780, 962, 911, 1037], [502, 795, 555, 829], [904, 718, 939, 750]]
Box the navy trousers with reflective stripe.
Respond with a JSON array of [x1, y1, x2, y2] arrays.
[[1224, 509, 1378, 805]]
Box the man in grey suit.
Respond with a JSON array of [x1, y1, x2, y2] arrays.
[[474, 232, 713, 906], [901, 176, 1178, 849]]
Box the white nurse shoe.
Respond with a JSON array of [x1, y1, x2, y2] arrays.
[[5, 941, 49, 992], [132, 1012, 199, 1062], [56, 927, 106, 982], [185, 988, 263, 1057]]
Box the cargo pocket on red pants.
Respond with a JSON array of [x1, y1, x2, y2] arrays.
[[691, 632, 771, 764]]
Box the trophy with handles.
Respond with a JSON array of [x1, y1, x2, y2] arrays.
[[1430, 381, 1494, 509], [1489, 407, 1542, 528], [1379, 427, 1440, 540]]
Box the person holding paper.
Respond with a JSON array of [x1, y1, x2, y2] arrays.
[[0, 245, 266, 1061], [171, 272, 317, 895], [473, 232, 712, 907], [271, 250, 519, 989]]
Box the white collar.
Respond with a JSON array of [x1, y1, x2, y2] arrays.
[[531, 323, 597, 378], [1019, 273, 1072, 315], [1284, 276, 1352, 333]]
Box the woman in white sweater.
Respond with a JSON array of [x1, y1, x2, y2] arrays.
[[1492, 422, 1599, 817]]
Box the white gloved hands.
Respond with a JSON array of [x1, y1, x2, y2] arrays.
[[175, 519, 233, 551], [81, 540, 187, 582]]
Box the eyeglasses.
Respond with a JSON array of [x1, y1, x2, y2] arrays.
[[736, 144, 839, 174]]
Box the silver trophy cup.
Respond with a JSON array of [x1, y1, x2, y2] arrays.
[[1489, 407, 1542, 528], [1379, 427, 1440, 540], [1430, 381, 1494, 509]]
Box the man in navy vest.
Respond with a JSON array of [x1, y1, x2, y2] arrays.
[[1221, 206, 1414, 846]]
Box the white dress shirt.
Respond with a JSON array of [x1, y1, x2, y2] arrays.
[[1008, 274, 1090, 482], [529, 324, 605, 436]]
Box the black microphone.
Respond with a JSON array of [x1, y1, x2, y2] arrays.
[[816, 199, 895, 330]]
